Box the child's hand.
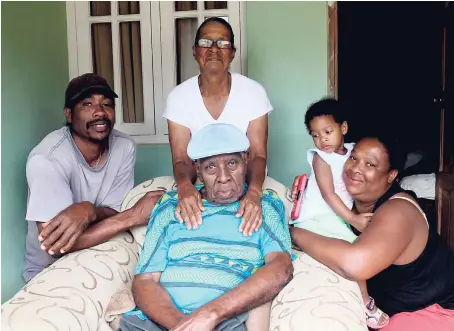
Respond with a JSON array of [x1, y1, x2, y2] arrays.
[[291, 175, 301, 201], [351, 213, 374, 232]]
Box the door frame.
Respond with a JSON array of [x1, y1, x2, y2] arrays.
[[327, 1, 338, 98]]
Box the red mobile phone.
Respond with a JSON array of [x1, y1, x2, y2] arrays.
[[291, 174, 308, 220]]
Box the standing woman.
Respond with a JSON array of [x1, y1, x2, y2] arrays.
[[164, 18, 272, 234]]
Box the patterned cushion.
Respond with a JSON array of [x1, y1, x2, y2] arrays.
[[1, 176, 367, 331], [271, 250, 366, 330], [121, 176, 177, 250], [121, 176, 367, 331], [1, 231, 139, 331]]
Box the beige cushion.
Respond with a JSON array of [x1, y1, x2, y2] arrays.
[[271, 250, 367, 330], [1, 231, 139, 331], [121, 176, 367, 331], [121, 176, 177, 250], [2, 176, 366, 331]]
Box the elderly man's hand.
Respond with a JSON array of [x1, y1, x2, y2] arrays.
[[39, 201, 96, 255], [175, 183, 205, 230], [170, 308, 218, 331], [237, 187, 263, 236]]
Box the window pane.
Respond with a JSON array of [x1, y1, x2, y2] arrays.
[[175, 18, 199, 84], [91, 23, 114, 89], [118, 1, 140, 15], [204, 1, 227, 10], [175, 1, 197, 11], [90, 1, 111, 16], [119, 22, 144, 123]]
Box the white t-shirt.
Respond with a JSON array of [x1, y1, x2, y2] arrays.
[[295, 143, 355, 222], [163, 72, 273, 134]]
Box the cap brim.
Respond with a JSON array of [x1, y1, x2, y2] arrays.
[[189, 148, 248, 161], [69, 85, 119, 102]]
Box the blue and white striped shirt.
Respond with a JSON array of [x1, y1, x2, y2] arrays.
[[134, 186, 291, 314]]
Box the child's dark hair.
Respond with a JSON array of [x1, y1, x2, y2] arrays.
[[194, 17, 236, 50], [304, 97, 346, 131]]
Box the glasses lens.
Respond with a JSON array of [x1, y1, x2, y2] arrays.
[[197, 38, 213, 48], [216, 40, 231, 49]]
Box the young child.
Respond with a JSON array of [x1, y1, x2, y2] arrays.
[[290, 98, 389, 329]]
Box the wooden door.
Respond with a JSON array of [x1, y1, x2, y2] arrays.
[[328, 1, 338, 98], [436, 2, 454, 251]]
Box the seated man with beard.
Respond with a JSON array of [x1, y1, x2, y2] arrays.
[[24, 73, 164, 281], [122, 123, 293, 331]]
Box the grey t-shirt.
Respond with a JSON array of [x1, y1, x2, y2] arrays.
[[23, 126, 136, 281]]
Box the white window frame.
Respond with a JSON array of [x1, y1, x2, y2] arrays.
[[66, 1, 246, 144]]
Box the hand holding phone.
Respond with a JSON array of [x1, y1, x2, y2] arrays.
[[291, 174, 308, 220]]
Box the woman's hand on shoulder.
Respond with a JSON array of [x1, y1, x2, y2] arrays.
[[175, 182, 205, 230], [237, 187, 263, 236]]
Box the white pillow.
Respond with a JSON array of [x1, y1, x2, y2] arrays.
[[400, 173, 436, 200]]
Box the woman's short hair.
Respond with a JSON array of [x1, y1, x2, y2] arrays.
[[194, 17, 236, 50], [360, 133, 406, 173]]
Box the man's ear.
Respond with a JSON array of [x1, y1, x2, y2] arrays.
[[195, 161, 203, 183], [387, 169, 398, 183], [242, 152, 249, 166], [64, 108, 72, 125], [341, 121, 348, 135]]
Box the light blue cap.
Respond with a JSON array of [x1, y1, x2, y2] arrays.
[[187, 123, 250, 160]]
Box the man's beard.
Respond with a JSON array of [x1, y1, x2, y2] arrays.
[[86, 118, 113, 142], [68, 118, 113, 143]]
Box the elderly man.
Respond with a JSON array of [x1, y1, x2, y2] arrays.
[[121, 123, 293, 331], [24, 73, 163, 281]]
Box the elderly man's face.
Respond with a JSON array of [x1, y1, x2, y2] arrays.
[[197, 152, 247, 204]]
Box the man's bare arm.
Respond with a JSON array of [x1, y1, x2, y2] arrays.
[[133, 273, 186, 329], [41, 208, 135, 256], [95, 207, 118, 221], [198, 252, 293, 324], [39, 191, 165, 256]]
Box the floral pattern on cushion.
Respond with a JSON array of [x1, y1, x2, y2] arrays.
[[1, 232, 138, 331], [1, 176, 367, 331]]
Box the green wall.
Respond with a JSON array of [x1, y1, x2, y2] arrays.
[[134, 1, 328, 187], [135, 144, 173, 184], [1, 1, 69, 302], [247, 1, 328, 186]]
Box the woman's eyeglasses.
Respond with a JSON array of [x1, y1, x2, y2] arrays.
[[197, 38, 232, 49]]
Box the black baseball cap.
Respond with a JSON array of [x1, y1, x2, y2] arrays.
[[64, 73, 118, 108]]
